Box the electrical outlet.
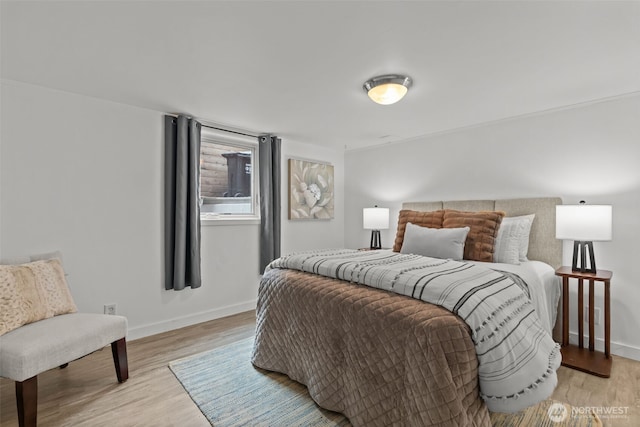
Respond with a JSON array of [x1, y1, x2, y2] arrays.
[[104, 304, 117, 315], [584, 306, 601, 325]]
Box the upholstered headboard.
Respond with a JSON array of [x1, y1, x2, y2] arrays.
[[402, 197, 562, 268]]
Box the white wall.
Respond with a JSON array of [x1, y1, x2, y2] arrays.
[[0, 80, 345, 340], [281, 141, 345, 255], [4, 76, 635, 358], [0, 80, 3, 260], [345, 94, 640, 360]]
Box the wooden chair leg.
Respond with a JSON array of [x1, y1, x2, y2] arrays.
[[111, 337, 129, 383], [16, 376, 37, 427]]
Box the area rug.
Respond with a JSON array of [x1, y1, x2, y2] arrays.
[[169, 338, 601, 427], [169, 338, 349, 426]]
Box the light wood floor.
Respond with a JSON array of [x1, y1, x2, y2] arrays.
[[1, 310, 638, 426]]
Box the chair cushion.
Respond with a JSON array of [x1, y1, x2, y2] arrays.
[[0, 313, 127, 382]]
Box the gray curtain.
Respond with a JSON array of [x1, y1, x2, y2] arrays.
[[164, 115, 202, 290], [259, 134, 281, 273]]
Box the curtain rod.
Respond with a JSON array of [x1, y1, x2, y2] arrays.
[[168, 113, 261, 138], [200, 124, 260, 139]]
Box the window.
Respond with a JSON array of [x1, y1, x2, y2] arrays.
[[200, 127, 259, 220]]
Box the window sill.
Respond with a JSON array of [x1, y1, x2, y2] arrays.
[[201, 216, 260, 226]]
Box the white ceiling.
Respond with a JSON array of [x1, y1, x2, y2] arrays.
[[2, 1, 639, 151]]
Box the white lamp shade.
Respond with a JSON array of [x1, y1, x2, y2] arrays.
[[363, 207, 389, 230], [556, 204, 612, 241]]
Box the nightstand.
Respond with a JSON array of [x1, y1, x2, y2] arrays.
[[555, 266, 612, 378]]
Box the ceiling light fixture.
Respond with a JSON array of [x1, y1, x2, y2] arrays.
[[363, 74, 412, 105]]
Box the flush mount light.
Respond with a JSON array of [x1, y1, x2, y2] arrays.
[[363, 74, 412, 105]]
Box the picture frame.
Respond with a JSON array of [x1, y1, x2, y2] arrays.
[[288, 158, 334, 220]]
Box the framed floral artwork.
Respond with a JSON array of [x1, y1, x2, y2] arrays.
[[288, 158, 334, 220]]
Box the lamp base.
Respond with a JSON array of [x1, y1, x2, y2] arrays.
[[370, 230, 381, 250], [572, 240, 597, 273]]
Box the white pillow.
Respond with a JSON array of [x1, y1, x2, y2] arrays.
[[400, 223, 470, 261], [494, 214, 535, 264]]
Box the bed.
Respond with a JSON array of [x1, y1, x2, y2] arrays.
[[252, 197, 563, 426]]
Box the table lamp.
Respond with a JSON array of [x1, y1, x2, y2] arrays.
[[556, 202, 612, 273], [363, 206, 389, 250]]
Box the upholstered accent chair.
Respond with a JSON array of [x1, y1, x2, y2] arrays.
[[0, 253, 129, 427], [0, 314, 129, 426]]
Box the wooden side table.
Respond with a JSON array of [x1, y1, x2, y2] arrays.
[[555, 266, 612, 378]]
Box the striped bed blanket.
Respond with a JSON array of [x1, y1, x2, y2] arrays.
[[267, 249, 562, 413]]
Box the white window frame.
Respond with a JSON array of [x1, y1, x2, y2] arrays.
[[200, 127, 260, 226]]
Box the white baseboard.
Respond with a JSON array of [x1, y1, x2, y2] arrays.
[[568, 331, 640, 362], [126, 299, 257, 341]]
